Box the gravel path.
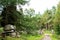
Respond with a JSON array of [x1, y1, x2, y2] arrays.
[[42, 34, 51, 40]]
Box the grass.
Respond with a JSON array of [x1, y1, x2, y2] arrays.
[[44, 30, 51, 34], [26, 35, 43, 40], [51, 35, 58, 40], [50, 34, 60, 40], [2, 29, 59, 40], [43, 30, 58, 40], [0, 27, 44, 40], [0, 36, 21, 40], [45, 30, 59, 40], [4, 36, 20, 40], [0, 34, 43, 40], [20, 34, 44, 40]]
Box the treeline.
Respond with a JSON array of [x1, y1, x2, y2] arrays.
[[19, 2, 60, 35], [0, 0, 60, 35]]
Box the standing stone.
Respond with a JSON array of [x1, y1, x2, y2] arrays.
[[16, 32, 20, 38], [3, 24, 16, 37], [4, 24, 16, 31], [10, 32, 16, 37]]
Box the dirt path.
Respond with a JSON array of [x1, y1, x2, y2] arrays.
[[42, 34, 51, 40]]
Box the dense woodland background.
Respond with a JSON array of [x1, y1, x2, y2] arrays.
[[0, 0, 60, 40]]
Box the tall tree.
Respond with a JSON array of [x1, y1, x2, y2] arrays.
[[53, 2, 60, 35], [42, 9, 53, 30], [0, 0, 29, 27]]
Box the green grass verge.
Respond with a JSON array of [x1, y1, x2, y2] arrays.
[[44, 30, 51, 34], [20, 34, 44, 40], [44, 30, 58, 40], [50, 34, 58, 40], [0, 34, 43, 40], [26, 35, 43, 40]]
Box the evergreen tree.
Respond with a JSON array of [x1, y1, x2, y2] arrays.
[[0, 0, 29, 27]]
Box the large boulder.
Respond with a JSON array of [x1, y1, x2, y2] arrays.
[[4, 24, 16, 31], [10, 32, 16, 37]]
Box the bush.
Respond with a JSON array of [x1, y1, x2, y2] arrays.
[[54, 24, 60, 35]]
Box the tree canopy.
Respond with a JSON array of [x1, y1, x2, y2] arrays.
[[0, 0, 29, 27]]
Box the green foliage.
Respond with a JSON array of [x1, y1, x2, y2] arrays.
[[0, 0, 29, 27], [53, 2, 60, 35], [0, 0, 29, 6], [16, 8, 42, 34]]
